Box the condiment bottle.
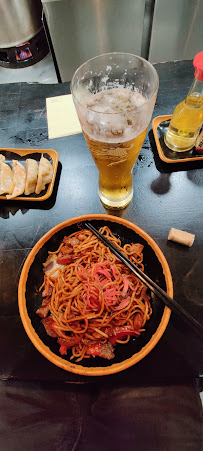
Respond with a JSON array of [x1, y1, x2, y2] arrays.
[[164, 51, 203, 152]]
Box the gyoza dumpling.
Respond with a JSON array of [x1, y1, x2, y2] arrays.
[[24, 158, 39, 195], [0, 160, 13, 195], [0, 154, 5, 162], [35, 155, 53, 195], [7, 160, 26, 199]]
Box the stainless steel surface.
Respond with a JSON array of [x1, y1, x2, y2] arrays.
[[43, 0, 146, 82], [0, 0, 43, 48], [148, 0, 203, 63], [43, 0, 203, 82], [0, 52, 58, 84]]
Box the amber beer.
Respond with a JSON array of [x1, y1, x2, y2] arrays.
[[82, 89, 149, 208], [84, 128, 147, 208], [71, 53, 159, 209]]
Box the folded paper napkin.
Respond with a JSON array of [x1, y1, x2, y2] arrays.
[[46, 94, 82, 139]]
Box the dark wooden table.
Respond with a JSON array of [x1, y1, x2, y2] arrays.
[[0, 59, 202, 383], [0, 60, 202, 450]]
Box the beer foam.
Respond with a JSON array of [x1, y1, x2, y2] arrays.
[[79, 89, 150, 143], [86, 89, 145, 113]]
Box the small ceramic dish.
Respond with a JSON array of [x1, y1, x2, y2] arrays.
[[152, 115, 203, 163], [0, 147, 59, 201], [18, 214, 172, 376]]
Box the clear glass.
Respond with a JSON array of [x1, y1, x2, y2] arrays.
[[71, 53, 159, 209]]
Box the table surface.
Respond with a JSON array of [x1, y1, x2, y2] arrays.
[[0, 59, 203, 385]]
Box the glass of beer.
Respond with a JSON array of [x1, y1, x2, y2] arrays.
[[71, 53, 159, 209]]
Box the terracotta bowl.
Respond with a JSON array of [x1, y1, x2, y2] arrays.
[[18, 214, 172, 376]]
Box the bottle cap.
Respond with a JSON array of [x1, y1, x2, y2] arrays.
[[193, 51, 203, 81]]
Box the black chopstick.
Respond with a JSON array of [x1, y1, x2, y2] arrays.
[[85, 222, 203, 341]]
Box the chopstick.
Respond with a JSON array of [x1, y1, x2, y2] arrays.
[[85, 222, 203, 341]]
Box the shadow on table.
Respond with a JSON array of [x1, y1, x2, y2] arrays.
[[148, 130, 203, 196]]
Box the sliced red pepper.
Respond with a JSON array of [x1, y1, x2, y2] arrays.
[[109, 326, 140, 345], [57, 337, 81, 355], [56, 255, 73, 265]]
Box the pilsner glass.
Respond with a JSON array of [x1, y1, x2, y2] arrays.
[[71, 53, 159, 209]]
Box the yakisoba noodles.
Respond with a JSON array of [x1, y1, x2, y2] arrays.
[[37, 226, 152, 361]]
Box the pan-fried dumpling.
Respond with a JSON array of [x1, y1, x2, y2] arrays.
[[0, 154, 5, 162], [24, 158, 39, 195], [7, 160, 26, 199], [0, 160, 13, 195], [35, 155, 53, 195]]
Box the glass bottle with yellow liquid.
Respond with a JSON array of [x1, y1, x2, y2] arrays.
[[164, 51, 203, 152]]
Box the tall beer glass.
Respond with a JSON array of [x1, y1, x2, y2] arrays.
[[71, 53, 159, 209]]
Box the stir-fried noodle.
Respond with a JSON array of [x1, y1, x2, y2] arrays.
[[37, 226, 152, 361]]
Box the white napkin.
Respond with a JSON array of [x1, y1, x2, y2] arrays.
[[46, 94, 82, 139]]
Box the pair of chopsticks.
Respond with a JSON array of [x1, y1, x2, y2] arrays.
[[85, 222, 203, 341]]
